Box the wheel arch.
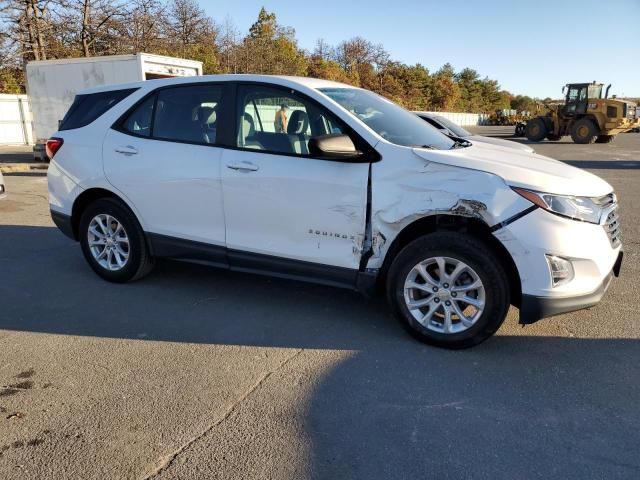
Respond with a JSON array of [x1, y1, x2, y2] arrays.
[[377, 214, 522, 307], [70, 188, 137, 240], [576, 114, 602, 130]]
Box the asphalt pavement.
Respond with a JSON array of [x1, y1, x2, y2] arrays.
[[1, 131, 639, 479]]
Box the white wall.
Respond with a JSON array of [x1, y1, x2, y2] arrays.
[[0, 94, 34, 145]]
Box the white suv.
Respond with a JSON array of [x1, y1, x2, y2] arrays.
[[47, 75, 623, 349]]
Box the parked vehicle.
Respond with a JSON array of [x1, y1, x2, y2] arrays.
[[26, 53, 203, 162], [415, 112, 535, 153], [47, 75, 623, 349], [0, 170, 5, 200], [526, 82, 640, 144]]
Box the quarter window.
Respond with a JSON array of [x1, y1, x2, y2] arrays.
[[60, 88, 136, 131], [236, 85, 348, 156]]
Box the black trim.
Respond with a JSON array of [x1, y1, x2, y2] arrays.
[[490, 206, 537, 232], [146, 232, 367, 291], [228, 249, 358, 290], [519, 269, 616, 324], [50, 210, 75, 240], [359, 163, 374, 270], [613, 251, 623, 277], [147, 233, 228, 267]]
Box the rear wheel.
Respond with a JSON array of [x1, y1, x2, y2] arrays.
[[386, 232, 510, 349], [595, 135, 615, 143], [79, 198, 154, 283], [525, 117, 548, 141], [571, 118, 598, 144]]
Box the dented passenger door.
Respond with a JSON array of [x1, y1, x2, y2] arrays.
[[222, 83, 369, 274]]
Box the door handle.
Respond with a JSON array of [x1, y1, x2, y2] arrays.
[[114, 145, 138, 156], [226, 161, 259, 172]]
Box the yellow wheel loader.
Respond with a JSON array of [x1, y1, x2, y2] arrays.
[[525, 82, 640, 144]]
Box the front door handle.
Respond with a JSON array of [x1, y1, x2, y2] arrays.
[[226, 161, 259, 172], [114, 145, 138, 156]]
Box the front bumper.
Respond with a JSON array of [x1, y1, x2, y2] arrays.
[[520, 251, 622, 324]]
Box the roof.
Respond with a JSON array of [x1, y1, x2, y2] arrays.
[[26, 53, 202, 68], [78, 74, 353, 95]]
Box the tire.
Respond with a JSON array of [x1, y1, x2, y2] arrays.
[[386, 232, 510, 349], [514, 123, 526, 137], [79, 198, 154, 283], [546, 134, 562, 141], [570, 118, 598, 144], [525, 117, 548, 141], [595, 135, 615, 144]]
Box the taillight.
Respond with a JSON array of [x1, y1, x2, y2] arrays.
[[46, 137, 64, 159]]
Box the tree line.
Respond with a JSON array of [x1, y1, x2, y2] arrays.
[[1, 1, 534, 113]]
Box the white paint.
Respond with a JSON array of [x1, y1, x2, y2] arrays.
[[48, 73, 622, 310], [0, 94, 33, 145]]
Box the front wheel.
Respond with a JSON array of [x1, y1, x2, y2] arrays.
[[79, 198, 154, 283], [525, 117, 548, 141], [570, 118, 598, 144], [386, 232, 511, 349]]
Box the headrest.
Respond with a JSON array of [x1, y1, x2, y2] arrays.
[[287, 109, 309, 135]]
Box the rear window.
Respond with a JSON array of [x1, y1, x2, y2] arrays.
[[59, 88, 137, 131]]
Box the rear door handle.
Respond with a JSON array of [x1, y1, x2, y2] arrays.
[[226, 161, 259, 172], [114, 145, 138, 156]]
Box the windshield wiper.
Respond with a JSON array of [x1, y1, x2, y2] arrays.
[[411, 144, 438, 149], [446, 134, 472, 149]]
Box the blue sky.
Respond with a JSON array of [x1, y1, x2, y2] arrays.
[[203, 0, 639, 98]]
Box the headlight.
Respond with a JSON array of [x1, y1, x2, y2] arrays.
[[512, 187, 604, 224]]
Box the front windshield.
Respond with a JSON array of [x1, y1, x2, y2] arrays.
[[432, 115, 471, 137], [319, 88, 454, 149]]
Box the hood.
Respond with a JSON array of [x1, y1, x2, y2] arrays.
[[467, 135, 535, 153], [412, 142, 613, 197]]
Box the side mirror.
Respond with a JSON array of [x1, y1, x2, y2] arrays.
[[308, 134, 363, 160]]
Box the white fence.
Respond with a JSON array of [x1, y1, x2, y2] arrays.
[[251, 106, 490, 132], [0, 94, 34, 145], [414, 111, 490, 126]]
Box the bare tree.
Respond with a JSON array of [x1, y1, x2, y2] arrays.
[[1, 0, 54, 61], [61, 0, 128, 56], [167, 0, 214, 48]]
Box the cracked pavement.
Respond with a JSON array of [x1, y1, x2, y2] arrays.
[[1, 131, 639, 479]]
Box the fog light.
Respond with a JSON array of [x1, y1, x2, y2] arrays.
[[546, 255, 574, 287]]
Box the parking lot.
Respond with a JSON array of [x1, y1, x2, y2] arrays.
[[1, 131, 639, 479]]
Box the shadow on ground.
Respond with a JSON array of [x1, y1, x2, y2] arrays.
[[307, 335, 640, 480], [0, 225, 402, 350], [563, 160, 640, 170], [2, 225, 639, 479]]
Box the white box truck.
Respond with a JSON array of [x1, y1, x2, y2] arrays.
[[26, 53, 203, 161]]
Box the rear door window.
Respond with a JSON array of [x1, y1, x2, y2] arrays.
[[60, 88, 137, 131], [152, 86, 223, 145]]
